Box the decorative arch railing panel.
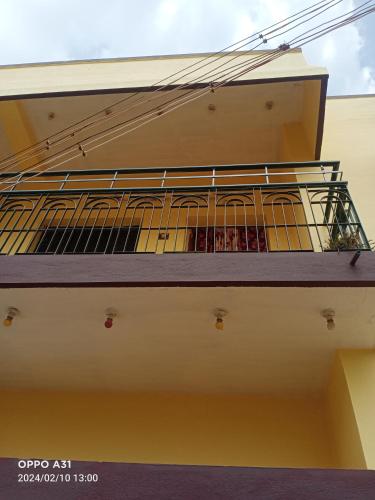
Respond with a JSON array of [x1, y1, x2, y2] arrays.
[[0, 162, 370, 255]]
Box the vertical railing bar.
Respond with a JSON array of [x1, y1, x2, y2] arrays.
[[83, 205, 103, 253], [1, 196, 41, 254], [234, 201, 238, 251], [0, 205, 31, 253], [163, 190, 173, 254], [298, 186, 314, 251], [271, 197, 280, 250], [71, 203, 95, 254], [161, 170, 167, 188], [121, 196, 142, 253], [0, 208, 26, 254], [344, 187, 370, 249], [110, 172, 118, 190], [60, 173, 69, 191], [290, 194, 303, 250], [265, 166, 270, 184], [253, 189, 259, 252], [60, 193, 88, 254], [130, 205, 145, 253], [54, 194, 84, 254], [194, 201, 199, 253], [281, 198, 291, 251], [304, 186, 324, 251], [45, 203, 75, 254], [224, 200, 227, 252], [103, 193, 124, 254], [43, 206, 64, 254], [243, 199, 249, 252], [21, 195, 53, 254], [95, 196, 113, 254], [93, 199, 119, 253], [10, 196, 47, 254], [156, 190, 168, 253], [112, 192, 132, 252], [173, 204, 182, 252], [321, 163, 327, 183], [144, 201, 157, 253], [259, 187, 269, 252], [213, 190, 217, 253], [183, 203, 191, 252], [204, 192, 209, 253]]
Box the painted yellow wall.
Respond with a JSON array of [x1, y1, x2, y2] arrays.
[[0, 50, 326, 98], [327, 353, 366, 469], [327, 350, 375, 470], [338, 350, 375, 470], [0, 101, 39, 167], [0, 390, 337, 468], [321, 96, 375, 242]]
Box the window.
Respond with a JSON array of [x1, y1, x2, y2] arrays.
[[34, 227, 139, 254]]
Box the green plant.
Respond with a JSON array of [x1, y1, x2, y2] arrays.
[[325, 229, 363, 251]]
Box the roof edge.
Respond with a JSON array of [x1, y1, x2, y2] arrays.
[[0, 48, 303, 71]]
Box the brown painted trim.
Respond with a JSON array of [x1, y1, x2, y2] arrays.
[[315, 75, 328, 160], [1, 459, 375, 500], [0, 74, 327, 102], [1, 252, 374, 288]]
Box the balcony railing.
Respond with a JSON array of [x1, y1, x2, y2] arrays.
[[0, 161, 370, 255]]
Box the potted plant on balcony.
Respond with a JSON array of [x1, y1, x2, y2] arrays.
[[325, 229, 363, 251]]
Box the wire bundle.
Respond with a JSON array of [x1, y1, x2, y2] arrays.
[[0, 0, 373, 191]]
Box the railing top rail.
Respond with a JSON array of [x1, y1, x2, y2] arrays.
[[0, 180, 348, 196], [0, 160, 340, 179]]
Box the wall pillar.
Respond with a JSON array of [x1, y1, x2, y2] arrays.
[[328, 350, 375, 469]]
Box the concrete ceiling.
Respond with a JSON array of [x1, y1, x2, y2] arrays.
[[0, 286, 374, 395], [0, 80, 310, 171]]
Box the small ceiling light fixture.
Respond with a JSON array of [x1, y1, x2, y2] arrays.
[[3, 307, 20, 327], [321, 308, 336, 331], [104, 308, 117, 329], [214, 308, 228, 331]]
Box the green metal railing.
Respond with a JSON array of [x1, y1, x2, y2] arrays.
[[0, 161, 370, 254]]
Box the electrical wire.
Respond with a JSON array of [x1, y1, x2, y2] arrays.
[[0, 0, 373, 191], [0, 0, 342, 170]]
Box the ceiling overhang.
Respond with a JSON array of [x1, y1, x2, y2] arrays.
[[0, 51, 328, 168], [0, 280, 374, 394]]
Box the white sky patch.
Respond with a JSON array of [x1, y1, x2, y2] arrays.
[[232, 13, 257, 47], [155, 0, 181, 31], [262, 0, 290, 23], [321, 37, 336, 62], [0, 0, 373, 95], [362, 66, 375, 93]]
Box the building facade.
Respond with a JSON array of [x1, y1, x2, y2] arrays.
[[0, 49, 375, 497]]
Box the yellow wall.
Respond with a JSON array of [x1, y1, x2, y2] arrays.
[[328, 350, 375, 470], [0, 50, 326, 98], [327, 353, 366, 469], [0, 390, 337, 468], [321, 95, 375, 242], [339, 350, 375, 469]]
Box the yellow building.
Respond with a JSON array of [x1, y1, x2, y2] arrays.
[[0, 49, 375, 496]]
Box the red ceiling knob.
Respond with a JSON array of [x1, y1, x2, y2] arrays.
[[104, 317, 113, 329]]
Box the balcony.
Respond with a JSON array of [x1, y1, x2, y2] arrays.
[[0, 161, 370, 256]]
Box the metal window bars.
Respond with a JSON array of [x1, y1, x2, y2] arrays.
[[0, 161, 370, 255]]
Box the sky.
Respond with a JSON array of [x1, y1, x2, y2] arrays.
[[0, 0, 374, 95]]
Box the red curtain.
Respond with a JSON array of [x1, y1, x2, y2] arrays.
[[188, 226, 267, 252]]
